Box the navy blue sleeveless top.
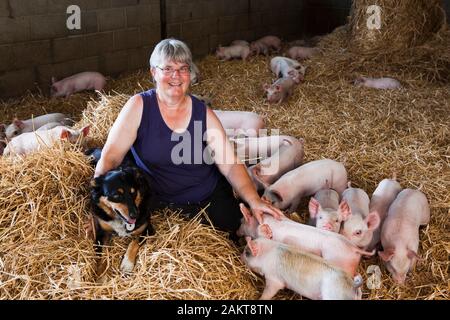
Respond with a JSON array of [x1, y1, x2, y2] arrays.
[[131, 89, 220, 204]]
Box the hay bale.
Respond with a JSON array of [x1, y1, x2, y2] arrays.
[[348, 0, 446, 53]]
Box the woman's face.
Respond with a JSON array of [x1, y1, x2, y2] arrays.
[[151, 60, 191, 99]]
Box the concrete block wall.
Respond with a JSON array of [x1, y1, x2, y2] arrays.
[[0, 0, 161, 98], [164, 0, 305, 58]]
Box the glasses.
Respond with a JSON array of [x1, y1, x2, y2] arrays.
[[156, 65, 191, 76]]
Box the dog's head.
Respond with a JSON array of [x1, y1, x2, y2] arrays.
[[91, 166, 149, 226]]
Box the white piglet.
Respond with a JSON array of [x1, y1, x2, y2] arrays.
[[51, 71, 106, 97], [270, 56, 306, 84], [354, 77, 401, 89], [367, 175, 402, 251], [308, 188, 351, 233], [242, 237, 363, 300], [378, 189, 430, 284], [5, 113, 69, 140], [340, 183, 380, 249], [3, 125, 90, 156], [262, 159, 348, 213]]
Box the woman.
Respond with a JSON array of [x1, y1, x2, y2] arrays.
[[94, 38, 281, 239]]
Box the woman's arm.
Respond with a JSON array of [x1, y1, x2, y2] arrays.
[[94, 94, 144, 177], [205, 107, 282, 223]]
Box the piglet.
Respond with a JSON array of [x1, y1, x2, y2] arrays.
[[3, 125, 90, 156], [51, 71, 106, 97], [232, 135, 301, 165], [248, 138, 304, 191], [340, 183, 380, 249], [215, 45, 250, 61], [5, 113, 68, 140], [250, 36, 281, 56], [354, 77, 401, 89], [270, 56, 306, 84], [308, 188, 350, 233], [237, 204, 375, 276], [367, 174, 402, 251], [263, 159, 348, 213], [378, 189, 430, 284], [286, 46, 320, 60], [263, 77, 296, 104], [213, 110, 265, 138], [242, 237, 363, 300]]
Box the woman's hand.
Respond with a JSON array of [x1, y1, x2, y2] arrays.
[[248, 198, 283, 225]]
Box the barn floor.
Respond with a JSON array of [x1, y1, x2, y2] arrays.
[[0, 37, 449, 299]]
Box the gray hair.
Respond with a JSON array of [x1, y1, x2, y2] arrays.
[[149, 38, 193, 68]]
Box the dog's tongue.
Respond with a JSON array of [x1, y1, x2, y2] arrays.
[[127, 218, 136, 224]]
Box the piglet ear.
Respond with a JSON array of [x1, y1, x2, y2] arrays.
[[80, 125, 90, 137], [13, 118, 24, 129], [51, 76, 57, 84], [338, 200, 351, 221], [366, 211, 380, 231], [60, 129, 72, 140], [252, 166, 270, 190], [378, 248, 395, 262], [245, 237, 259, 256], [308, 197, 320, 218], [239, 203, 252, 223], [407, 250, 421, 262]]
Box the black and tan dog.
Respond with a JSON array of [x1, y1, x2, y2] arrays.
[[88, 148, 155, 275]]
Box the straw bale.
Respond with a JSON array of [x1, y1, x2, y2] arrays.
[[348, 0, 446, 53]]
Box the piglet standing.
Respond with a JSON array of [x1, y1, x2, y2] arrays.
[[308, 188, 350, 233], [250, 36, 281, 56], [286, 46, 320, 60], [340, 183, 380, 249], [354, 77, 401, 89], [270, 56, 306, 84], [263, 77, 296, 104], [367, 174, 402, 251], [5, 113, 68, 140], [378, 189, 430, 284], [215, 45, 250, 61], [3, 125, 90, 156], [263, 159, 348, 213], [51, 71, 106, 97], [242, 237, 363, 300], [248, 138, 304, 191]]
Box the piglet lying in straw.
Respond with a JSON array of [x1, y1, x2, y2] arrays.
[[242, 237, 363, 300], [3, 125, 90, 156]]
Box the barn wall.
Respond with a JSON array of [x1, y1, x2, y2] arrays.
[[0, 0, 161, 98], [165, 0, 304, 58], [0, 0, 305, 98]]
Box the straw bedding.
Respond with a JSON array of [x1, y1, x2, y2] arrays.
[[1, 12, 449, 301]]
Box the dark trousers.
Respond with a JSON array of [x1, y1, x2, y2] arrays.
[[153, 175, 242, 240]]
